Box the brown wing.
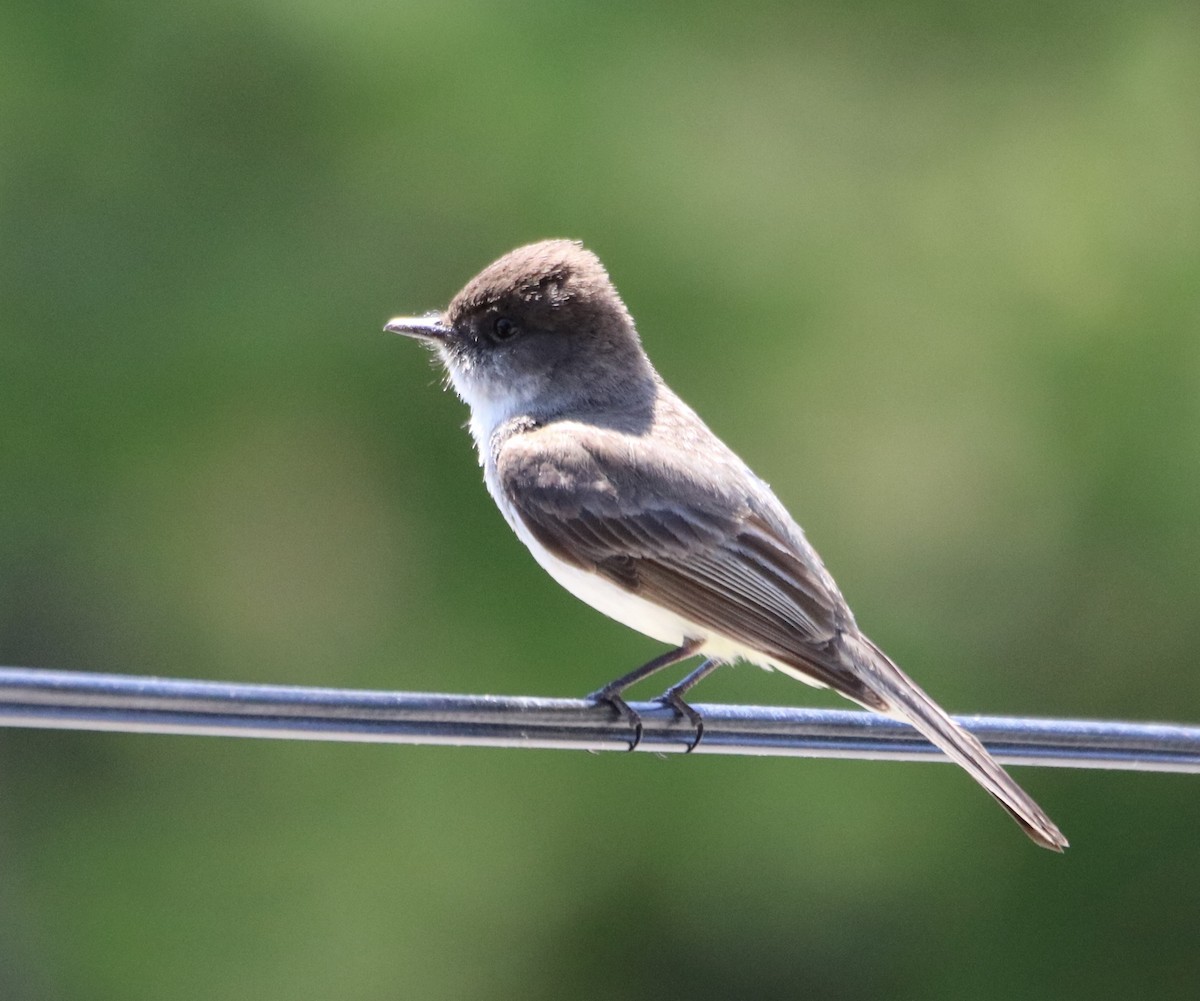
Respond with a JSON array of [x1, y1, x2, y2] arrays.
[[496, 424, 885, 708]]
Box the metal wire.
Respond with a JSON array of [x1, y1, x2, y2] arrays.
[[1, 665, 1198, 771]]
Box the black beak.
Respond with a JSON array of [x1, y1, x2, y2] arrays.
[[383, 313, 452, 341]]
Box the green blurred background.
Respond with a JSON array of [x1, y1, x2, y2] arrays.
[[2, 1, 1199, 997]]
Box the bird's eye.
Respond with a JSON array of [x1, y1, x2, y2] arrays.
[[491, 316, 519, 342]]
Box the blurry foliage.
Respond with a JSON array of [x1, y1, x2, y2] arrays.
[[2, 1, 1199, 998]]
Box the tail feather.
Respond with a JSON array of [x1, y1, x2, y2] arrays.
[[841, 634, 1068, 851]]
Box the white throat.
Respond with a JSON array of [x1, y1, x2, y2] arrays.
[[441, 349, 546, 458]]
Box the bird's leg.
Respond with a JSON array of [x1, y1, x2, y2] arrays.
[[656, 658, 722, 752], [588, 638, 705, 751]]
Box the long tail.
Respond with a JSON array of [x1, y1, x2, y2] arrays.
[[839, 633, 1068, 851]]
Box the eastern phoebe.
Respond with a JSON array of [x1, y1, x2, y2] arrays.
[[385, 239, 1067, 851]]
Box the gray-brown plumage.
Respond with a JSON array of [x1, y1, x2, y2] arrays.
[[386, 239, 1068, 851]]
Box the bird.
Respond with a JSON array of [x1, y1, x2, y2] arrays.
[[385, 238, 1068, 851]]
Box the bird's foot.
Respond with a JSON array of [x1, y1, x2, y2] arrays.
[[655, 686, 705, 753], [588, 686, 643, 751]]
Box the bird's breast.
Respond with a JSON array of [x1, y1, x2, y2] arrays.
[[480, 459, 752, 662]]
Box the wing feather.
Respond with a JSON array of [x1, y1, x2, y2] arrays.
[[496, 424, 878, 701]]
